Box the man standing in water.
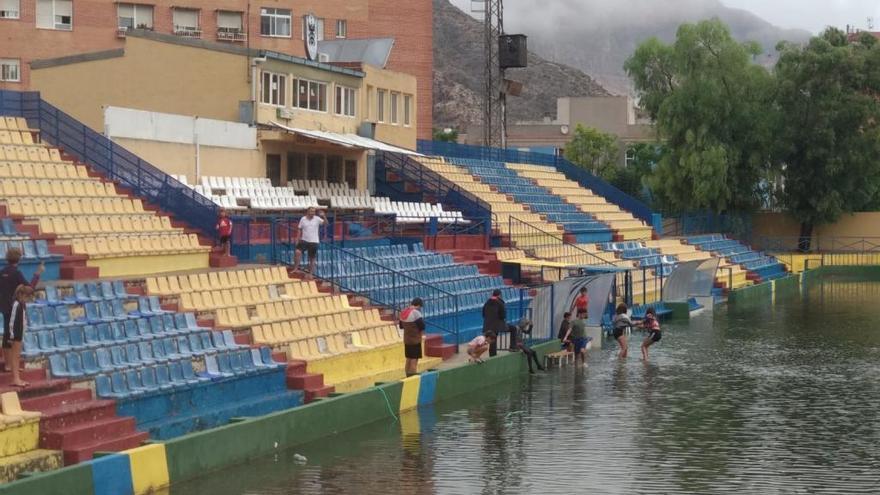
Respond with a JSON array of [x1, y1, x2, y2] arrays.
[[293, 207, 326, 277], [399, 298, 425, 377], [563, 309, 591, 368], [482, 289, 506, 357]]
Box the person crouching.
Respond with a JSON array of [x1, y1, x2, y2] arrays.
[[467, 332, 495, 364]]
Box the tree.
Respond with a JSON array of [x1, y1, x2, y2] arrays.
[[625, 19, 776, 214], [433, 128, 459, 142], [611, 143, 664, 202], [563, 124, 619, 179], [773, 29, 880, 250]]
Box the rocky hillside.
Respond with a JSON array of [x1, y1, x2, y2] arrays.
[[433, 0, 610, 132]]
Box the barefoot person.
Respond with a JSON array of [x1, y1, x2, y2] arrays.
[[0, 248, 42, 374], [612, 303, 633, 359], [571, 287, 590, 320], [563, 309, 592, 367], [216, 209, 233, 256], [6, 285, 34, 387], [641, 307, 661, 361], [293, 207, 326, 277], [399, 298, 425, 377]]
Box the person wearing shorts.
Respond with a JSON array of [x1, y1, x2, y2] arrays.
[[0, 248, 42, 373], [612, 303, 633, 359], [293, 207, 326, 277], [563, 309, 591, 367], [399, 298, 426, 377], [641, 307, 661, 361], [571, 287, 590, 320], [467, 333, 495, 363], [5, 285, 34, 387]]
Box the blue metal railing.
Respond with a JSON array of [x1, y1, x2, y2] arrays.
[[271, 219, 462, 345], [375, 151, 493, 231], [417, 140, 658, 228], [0, 90, 219, 237]]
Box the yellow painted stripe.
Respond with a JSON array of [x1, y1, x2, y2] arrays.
[[771, 280, 776, 304], [127, 443, 170, 494], [399, 375, 421, 413]]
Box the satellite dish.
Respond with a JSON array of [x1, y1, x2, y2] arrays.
[[304, 14, 318, 61], [560, 125, 569, 135]]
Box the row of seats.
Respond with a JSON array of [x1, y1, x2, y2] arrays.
[[0, 161, 90, 179], [1, 146, 62, 163], [0, 178, 116, 198], [214, 291, 352, 327], [38, 280, 131, 305], [0, 239, 58, 261], [47, 332, 244, 379], [23, 313, 209, 359], [37, 214, 178, 237], [0, 117, 33, 132], [95, 348, 281, 400], [372, 198, 468, 224], [252, 309, 390, 346], [179, 283, 333, 312], [686, 235, 787, 281], [145, 266, 294, 297], [5, 197, 146, 216], [69, 234, 209, 258]]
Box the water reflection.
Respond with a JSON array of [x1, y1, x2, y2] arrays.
[[172, 277, 880, 494]]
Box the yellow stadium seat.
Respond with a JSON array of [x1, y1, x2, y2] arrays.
[[0, 392, 41, 420], [179, 293, 195, 311], [168, 276, 182, 294], [26, 148, 39, 161], [49, 149, 62, 162], [245, 270, 259, 286]]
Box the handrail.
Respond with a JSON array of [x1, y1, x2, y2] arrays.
[[507, 216, 616, 268], [272, 219, 462, 344], [375, 151, 493, 224], [0, 90, 219, 236], [417, 139, 655, 225]]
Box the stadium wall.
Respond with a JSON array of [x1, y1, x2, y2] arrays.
[[0, 341, 557, 495]]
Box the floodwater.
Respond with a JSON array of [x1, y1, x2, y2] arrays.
[[172, 276, 880, 495]]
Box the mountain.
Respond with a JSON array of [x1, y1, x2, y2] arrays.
[[433, 0, 812, 130], [433, 0, 611, 132]]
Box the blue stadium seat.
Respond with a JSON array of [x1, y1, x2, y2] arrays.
[[96, 375, 126, 399]]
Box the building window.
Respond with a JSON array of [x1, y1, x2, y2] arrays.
[[0, 59, 20, 82], [336, 19, 347, 38], [260, 7, 290, 37], [302, 16, 324, 41], [261, 72, 286, 107], [377, 89, 386, 123], [217, 11, 244, 41], [344, 159, 357, 189], [117, 3, 152, 31], [172, 8, 200, 36], [266, 154, 282, 187], [390, 92, 399, 125], [335, 86, 356, 117], [293, 79, 327, 112], [0, 0, 20, 19], [36, 0, 72, 30], [403, 95, 412, 127]]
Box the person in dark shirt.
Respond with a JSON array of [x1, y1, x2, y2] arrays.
[[7, 285, 34, 387], [557, 312, 572, 348], [508, 318, 545, 374], [399, 298, 426, 377], [481, 289, 506, 357], [0, 248, 43, 373]]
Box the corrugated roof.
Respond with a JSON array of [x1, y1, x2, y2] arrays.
[[317, 38, 395, 68], [269, 121, 418, 154]]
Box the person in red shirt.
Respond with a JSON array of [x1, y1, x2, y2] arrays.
[[216, 209, 233, 256], [571, 286, 590, 319]]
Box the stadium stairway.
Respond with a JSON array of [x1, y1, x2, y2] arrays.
[[685, 235, 787, 285], [506, 162, 654, 241]]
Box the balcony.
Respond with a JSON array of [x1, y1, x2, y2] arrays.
[[217, 29, 247, 42], [117, 27, 128, 38], [173, 26, 201, 39]]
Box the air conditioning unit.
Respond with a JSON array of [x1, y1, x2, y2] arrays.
[[318, 53, 330, 63], [276, 107, 295, 119]]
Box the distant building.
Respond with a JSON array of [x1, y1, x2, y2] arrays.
[[464, 96, 656, 165]]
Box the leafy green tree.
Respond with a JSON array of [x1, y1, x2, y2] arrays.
[[433, 128, 459, 142], [611, 143, 664, 202], [625, 19, 776, 214], [774, 28, 880, 250], [563, 124, 619, 179]]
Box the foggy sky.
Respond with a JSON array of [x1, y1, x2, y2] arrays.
[[450, 0, 880, 34]]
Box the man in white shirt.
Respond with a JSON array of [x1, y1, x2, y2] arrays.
[[293, 207, 326, 277]]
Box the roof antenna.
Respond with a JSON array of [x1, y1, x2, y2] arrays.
[[869, 17, 875, 30]]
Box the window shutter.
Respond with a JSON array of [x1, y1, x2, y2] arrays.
[[173, 8, 198, 29], [135, 4, 153, 27], [217, 11, 240, 30], [35, 0, 53, 27], [54, 0, 71, 17]]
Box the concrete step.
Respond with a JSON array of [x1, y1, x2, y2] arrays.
[[60, 265, 100, 280], [20, 387, 91, 411], [43, 416, 137, 450], [304, 384, 334, 403], [0, 378, 71, 400], [36, 400, 117, 434], [0, 368, 47, 387], [286, 372, 324, 390], [63, 430, 149, 465]]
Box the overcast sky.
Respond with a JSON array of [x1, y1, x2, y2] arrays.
[[725, 0, 880, 32], [450, 0, 880, 33]]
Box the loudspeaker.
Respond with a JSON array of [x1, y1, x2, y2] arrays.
[[499, 34, 528, 69]]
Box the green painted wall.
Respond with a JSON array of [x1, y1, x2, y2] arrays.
[[0, 461, 92, 495]]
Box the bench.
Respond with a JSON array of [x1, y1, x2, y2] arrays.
[[543, 350, 574, 368]]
